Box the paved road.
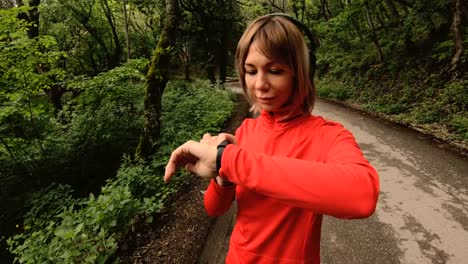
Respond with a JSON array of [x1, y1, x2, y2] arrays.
[[315, 99, 468, 264], [200, 98, 468, 264]]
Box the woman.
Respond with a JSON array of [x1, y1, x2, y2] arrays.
[[164, 14, 379, 264]]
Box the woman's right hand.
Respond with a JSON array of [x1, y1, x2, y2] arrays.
[[200, 133, 236, 187]]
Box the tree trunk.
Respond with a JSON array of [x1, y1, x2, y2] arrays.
[[100, 0, 122, 67], [450, 0, 464, 72], [178, 42, 191, 81], [45, 84, 65, 114], [123, 0, 131, 60], [364, 1, 384, 63], [320, 0, 331, 21], [378, 4, 391, 23], [300, 0, 306, 21], [376, 11, 386, 29], [16, 0, 65, 114], [218, 18, 231, 85], [185, 58, 190, 81], [206, 50, 216, 84], [136, 0, 180, 160], [27, 0, 40, 38], [384, 0, 399, 21], [15, 0, 40, 38], [67, 2, 114, 69], [292, 0, 299, 19]]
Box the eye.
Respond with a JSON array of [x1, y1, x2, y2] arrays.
[[269, 69, 283, 75], [245, 69, 257, 75]]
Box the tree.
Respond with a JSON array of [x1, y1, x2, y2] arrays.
[[0, 6, 65, 163], [383, 0, 399, 22], [321, 0, 332, 21], [15, 0, 40, 38], [364, 1, 384, 63], [179, 0, 240, 84], [450, 0, 465, 73], [123, 0, 131, 60], [99, 0, 123, 66], [136, 0, 180, 159]]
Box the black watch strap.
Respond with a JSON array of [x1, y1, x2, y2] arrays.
[[216, 140, 230, 175]]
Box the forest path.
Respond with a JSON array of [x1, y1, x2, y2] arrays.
[[315, 100, 468, 264], [199, 97, 468, 264]]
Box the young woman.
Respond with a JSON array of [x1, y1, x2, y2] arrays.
[[164, 14, 379, 264]]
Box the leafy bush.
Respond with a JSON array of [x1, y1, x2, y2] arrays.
[[61, 58, 148, 155], [0, 58, 149, 177], [8, 79, 236, 263], [450, 115, 468, 140], [161, 79, 235, 146], [317, 79, 353, 101], [364, 101, 408, 115]]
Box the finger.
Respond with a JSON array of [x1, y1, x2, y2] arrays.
[[201, 133, 211, 144], [217, 133, 236, 144], [164, 140, 216, 182], [164, 146, 182, 182], [185, 161, 215, 179], [164, 141, 196, 182]]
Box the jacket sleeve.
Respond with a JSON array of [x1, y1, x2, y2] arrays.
[[203, 179, 236, 217], [219, 129, 379, 219]]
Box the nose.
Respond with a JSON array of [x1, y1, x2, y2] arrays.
[[254, 71, 269, 92]]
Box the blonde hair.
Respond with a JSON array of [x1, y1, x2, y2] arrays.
[[236, 14, 316, 115]]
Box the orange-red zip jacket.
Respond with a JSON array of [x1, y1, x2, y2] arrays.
[[204, 111, 379, 264]]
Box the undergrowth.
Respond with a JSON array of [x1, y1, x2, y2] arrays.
[[317, 65, 468, 143], [7, 79, 235, 263]]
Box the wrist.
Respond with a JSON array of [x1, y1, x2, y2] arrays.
[[216, 140, 230, 175], [215, 176, 235, 187]]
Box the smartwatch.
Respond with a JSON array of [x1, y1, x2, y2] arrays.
[[216, 140, 230, 175]]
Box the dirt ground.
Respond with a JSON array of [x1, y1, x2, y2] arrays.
[[117, 93, 249, 264]]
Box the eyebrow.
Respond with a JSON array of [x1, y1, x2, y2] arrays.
[[244, 61, 278, 67]]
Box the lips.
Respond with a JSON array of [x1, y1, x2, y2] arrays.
[[258, 97, 274, 101]]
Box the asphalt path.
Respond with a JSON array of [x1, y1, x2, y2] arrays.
[[315, 99, 468, 264], [200, 95, 468, 264]]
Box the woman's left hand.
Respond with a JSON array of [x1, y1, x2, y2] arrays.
[[164, 140, 217, 182], [163, 133, 235, 183]]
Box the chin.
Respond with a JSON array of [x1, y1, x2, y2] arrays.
[[259, 105, 278, 112]]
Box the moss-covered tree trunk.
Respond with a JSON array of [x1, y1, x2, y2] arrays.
[[136, 0, 180, 160], [450, 0, 464, 73]]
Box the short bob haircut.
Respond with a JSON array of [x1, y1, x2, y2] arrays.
[[236, 14, 316, 116]]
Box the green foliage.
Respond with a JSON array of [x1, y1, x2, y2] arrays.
[[312, 0, 465, 142], [1, 58, 149, 257], [8, 79, 236, 263], [0, 58, 148, 177], [161, 79, 235, 148], [450, 115, 468, 140], [317, 79, 353, 101], [22, 184, 78, 229], [62, 58, 148, 153], [8, 185, 138, 264], [412, 102, 444, 124], [0, 6, 66, 175], [432, 40, 454, 62]]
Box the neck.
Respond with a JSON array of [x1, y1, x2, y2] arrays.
[[265, 103, 307, 122]]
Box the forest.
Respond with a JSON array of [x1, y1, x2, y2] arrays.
[[0, 0, 466, 263]]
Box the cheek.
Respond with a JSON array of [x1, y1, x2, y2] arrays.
[[279, 78, 294, 96], [244, 75, 253, 86], [244, 76, 255, 94]]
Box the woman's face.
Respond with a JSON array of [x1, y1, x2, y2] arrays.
[[244, 42, 294, 112]]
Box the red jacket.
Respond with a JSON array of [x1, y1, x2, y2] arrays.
[[204, 111, 379, 263]]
